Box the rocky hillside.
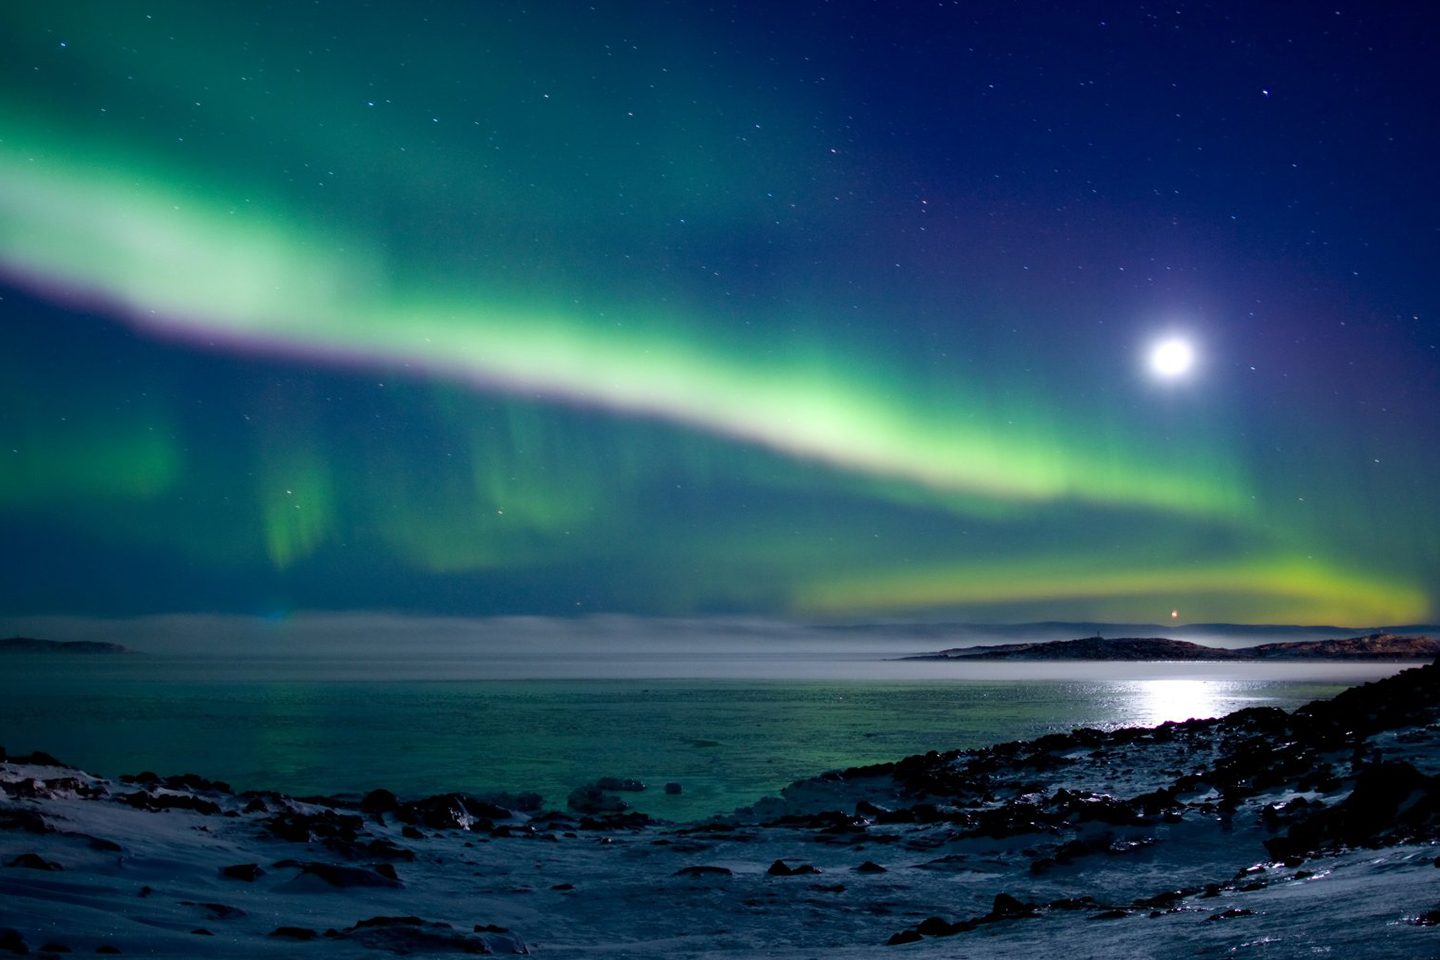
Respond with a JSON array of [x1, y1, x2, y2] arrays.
[[0, 637, 127, 655], [908, 632, 1439, 661]]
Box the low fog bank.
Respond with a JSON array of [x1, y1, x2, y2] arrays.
[[0, 613, 894, 660], [1, 612, 1430, 661]]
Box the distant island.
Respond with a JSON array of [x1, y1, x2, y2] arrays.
[[0, 637, 128, 655], [903, 632, 1440, 661]]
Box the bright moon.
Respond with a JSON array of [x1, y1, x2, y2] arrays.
[[1148, 337, 1195, 379]]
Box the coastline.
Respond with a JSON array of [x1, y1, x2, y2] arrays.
[[3, 661, 1439, 956]]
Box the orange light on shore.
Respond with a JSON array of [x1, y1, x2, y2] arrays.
[[1170, 609, 1180, 620]]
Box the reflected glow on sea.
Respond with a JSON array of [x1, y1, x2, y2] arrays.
[[0, 650, 1411, 819]]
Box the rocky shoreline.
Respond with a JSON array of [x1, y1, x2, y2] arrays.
[[3, 662, 1440, 956]]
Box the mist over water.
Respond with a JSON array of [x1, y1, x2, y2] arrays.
[[0, 614, 1416, 819], [3, 611, 1428, 664]]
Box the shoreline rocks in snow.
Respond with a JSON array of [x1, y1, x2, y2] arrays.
[[2, 661, 1440, 956]]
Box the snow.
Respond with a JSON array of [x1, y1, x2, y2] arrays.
[[4, 664, 1440, 958]]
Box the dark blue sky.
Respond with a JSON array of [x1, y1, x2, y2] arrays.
[[1, 1, 1436, 624]]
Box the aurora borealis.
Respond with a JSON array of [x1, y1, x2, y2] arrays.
[[2, 3, 1437, 624]]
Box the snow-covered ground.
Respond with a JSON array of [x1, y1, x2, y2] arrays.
[[3, 662, 1439, 958]]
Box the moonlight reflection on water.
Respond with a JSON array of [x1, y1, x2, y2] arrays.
[[1130, 678, 1233, 726]]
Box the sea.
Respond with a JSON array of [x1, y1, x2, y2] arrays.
[[0, 616, 1413, 819]]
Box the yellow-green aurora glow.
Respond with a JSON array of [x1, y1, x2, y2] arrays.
[[1, 2, 1435, 624]]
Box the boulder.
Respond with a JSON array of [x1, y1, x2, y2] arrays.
[[360, 788, 399, 815], [672, 865, 732, 877], [767, 859, 819, 876], [395, 793, 509, 830], [567, 785, 629, 815], [286, 861, 403, 889], [268, 927, 319, 940], [116, 791, 221, 816]]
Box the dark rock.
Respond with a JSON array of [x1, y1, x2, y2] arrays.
[[1046, 896, 1099, 911], [567, 785, 628, 815], [989, 892, 1029, 915], [83, 835, 122, 853], [9, 751, 64, 767], [886, 929, 923, 945], [578, 811, 653, 831], [1410, 907, 1440, 927], [161, 773, 231, 794], [1266, 760, 1440, 859], [5, 852, 61, 871], [664, 782, 683, 795], [855, 860, 887, 873], [1205, 908, 1255, 921], [352, 916, 425, 929], [220, 863, 264, 882], [264, 810, 363, 845], [190, 930, 213, 936], [916, 917, 961, 937], [396, 793, 508, 830], [0, 929, 26, 954], [268, 927, 319, 941], [137, 886, 153, 898], [335, 917, 498, 954], [987, 892, 1038, 919], [0, 808, 49, 834], [288, 861, 403, 889], [116, 791, 221, 816], [767, 859, 819, 876], [550, 882, 574, 891], [360, 788, 399, 815], [371, 863, 401, 882], [672, 865, 732, 877], [1089, 909, 1130, 920]]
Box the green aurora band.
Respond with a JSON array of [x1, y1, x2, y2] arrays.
[[0, 127, 1426, 623], [0, 134, 1245, 515]]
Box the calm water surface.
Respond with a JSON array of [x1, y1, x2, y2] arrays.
[[0, 654, 1409, 819]]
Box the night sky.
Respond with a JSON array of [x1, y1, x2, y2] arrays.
[[2, 2, 1437, 624]]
